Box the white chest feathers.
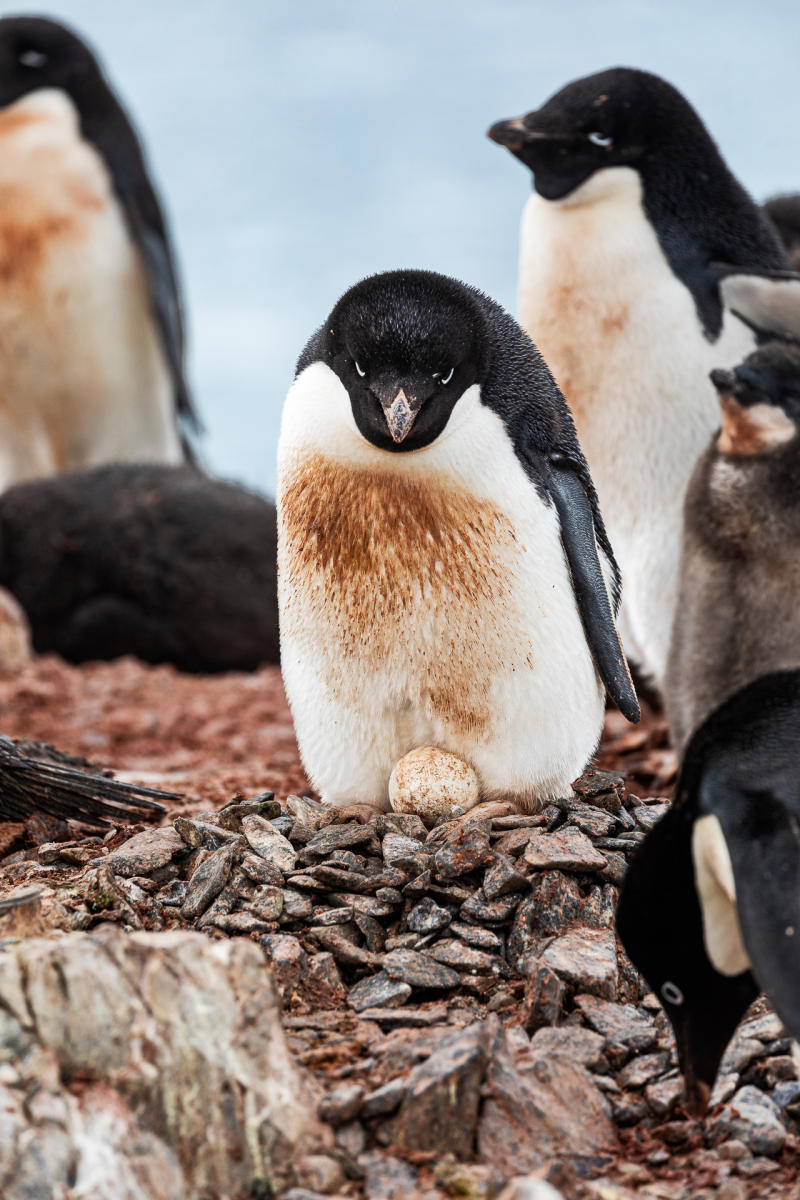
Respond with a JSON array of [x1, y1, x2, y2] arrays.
[[692, 814, 750, 977], [0, 87, 180, 489], [516, 168, 755, 687], [276, 363, 606, 809]]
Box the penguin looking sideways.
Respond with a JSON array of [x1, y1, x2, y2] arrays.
[[616, 670, 800, 1115], [0, 16, 198, 489], [488, 68, 789, 692], [277, 269, 639, 813], [667, 330, 800, 752]]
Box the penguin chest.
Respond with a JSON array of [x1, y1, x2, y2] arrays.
[[278, 452, 534, 735], [0, 89, 178, 485]]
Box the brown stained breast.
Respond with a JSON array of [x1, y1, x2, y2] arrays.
[[280, 453, 528, 733], [0, 213, 77, 284]]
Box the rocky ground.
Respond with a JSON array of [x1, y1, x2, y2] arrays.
[[1, 656, 799, 1199]]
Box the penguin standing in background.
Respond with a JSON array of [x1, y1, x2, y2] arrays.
[[617, 670, 800, 1114], [0, 16, 199, 489], [277, 269, 638, 812], [488, 68, 789, 692], [667, 329, 800, 751], [763, 194, 800, 270]]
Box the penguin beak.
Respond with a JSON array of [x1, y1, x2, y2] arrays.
[[674, 1019, 714, 1116], [381, 389, 418, 443], [487, 114, 568, 149], [710, 367, 736, 394]]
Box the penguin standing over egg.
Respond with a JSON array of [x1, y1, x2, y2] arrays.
[[488, 68, 790, 692], [277, 269, 638, 813], [0, 16, 198, 489]]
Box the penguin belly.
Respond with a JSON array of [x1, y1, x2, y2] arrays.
[[277, 364, 606, 810], [517, 169, 755, 688], [0, 88, 180, 490]]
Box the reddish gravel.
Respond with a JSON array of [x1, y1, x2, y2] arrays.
[[0, 655, 310, 811]]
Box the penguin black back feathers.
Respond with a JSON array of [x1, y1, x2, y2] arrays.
[[279, 270, 637, 812], [617, 670, 800, 1113]]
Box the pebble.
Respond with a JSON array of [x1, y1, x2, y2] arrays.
[[428, 938, 503, 975], [239, 853, 284, 886], [181, 844, 236, 922], [383, 948, 460, 990], [524, 827, 607, 873], [541, 929, 618, 1000], [483, 854, 529, 899], [617, 1050, 670, 1089], [574, 996, 657, 1053], [460, 889, 524, 924], [711, 1086, 787, 1156], [304, 822, 381, 859], [311, 926, 382, 968], [241, 815, 297, 872], [450, 920, 504, 952], [432, 822, 492, 881], [644, 1074, 684, 1116], [528, 1026, 605, 1069], [104, 827, 187, 877], [382, 834, 430, 875], [319, 1083, 364, 1124], [406, 897, 451, 934], [348, 972, 412, 1013], [361, 1078, 408, 1119]]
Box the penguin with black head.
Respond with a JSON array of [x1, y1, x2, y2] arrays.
[[278, 269, 639, 812], [617, 670, 800, 1114], [763, 194, 800, 271], [0, 15, 199, 488], [488, 68, 789, 693], [667, 325, 800, 751]]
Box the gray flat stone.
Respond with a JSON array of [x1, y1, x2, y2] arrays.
[[711, 1086, 787, 1156], [383, 949, 459, 990], [541, 929, 618, 1000], [348, 972, 411, 1013], [407, 897, 451, 934], [574, 996, 657, 1053], [524, 828, 607, 873], [241, 815, 296, 872]]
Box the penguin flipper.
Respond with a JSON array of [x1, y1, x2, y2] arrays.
[[546, 460, 640, 723], [712, 264, 800, 342], [710, 781, 800, 1039]]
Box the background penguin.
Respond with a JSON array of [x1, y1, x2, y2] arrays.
[[763, 194, 800, 270], [617, 670, 800, 1114], [0, 15, 199, 490], [0, 464, 279, 673], [277, 268, 638, 812], [667, 334, 800, 751], [487, 67, 790, 693]]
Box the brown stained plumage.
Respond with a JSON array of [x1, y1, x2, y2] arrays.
[[280, 453, 531, 734], [717, 394, 797, 458], [0, 213, 77, 284]]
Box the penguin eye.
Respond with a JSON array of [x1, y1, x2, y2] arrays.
[[661, 980, 685, 1006], [19, 49, 48, 69], [435, 367, 454, 385], [354, 360, 366, 378], [587, 131, 613, 148]]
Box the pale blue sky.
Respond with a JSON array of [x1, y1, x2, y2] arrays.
[[2, 1, 798, 494]]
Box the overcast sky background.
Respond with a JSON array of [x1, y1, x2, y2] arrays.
[[3, 1, 797, 495]]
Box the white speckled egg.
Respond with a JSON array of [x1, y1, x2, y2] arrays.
[[389, 746, 480, 826]]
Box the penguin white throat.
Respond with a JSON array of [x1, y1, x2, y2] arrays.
[[517, 166, 755, 688]]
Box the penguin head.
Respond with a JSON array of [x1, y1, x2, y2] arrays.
[[488, 67, 709, 202], [320, 270, 485, 453], [0, 16, 104, 111], [710, 342, 800, 457], [616, 798, 758, 1115]]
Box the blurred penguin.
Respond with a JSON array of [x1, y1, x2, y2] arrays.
[[0, 16, 199, 490]]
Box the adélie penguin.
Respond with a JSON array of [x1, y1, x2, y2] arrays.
[[488, 68, 789, 692], [0, 16, 199, 489], [667, 332, 800, 752], [277, 269, 639, 812], [616, 670, 800, 1114]]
